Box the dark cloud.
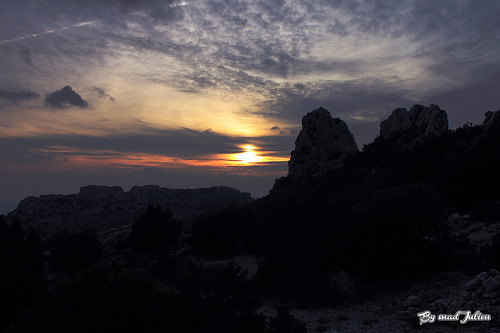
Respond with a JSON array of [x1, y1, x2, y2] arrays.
[[44, 86, 89, 108], [0, 127, 238, 161], [270, 125, 280, 131], [93, 86, 115, 102], [0, 89, 39, 105], [239, 77, 413, 146], [0, 123, 297, 168], [21, 48, 33, 66], [253, 78, 409, 117]]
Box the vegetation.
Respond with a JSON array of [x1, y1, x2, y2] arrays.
[[129, 204, 182, 254], [45, 229, 102, 277], [0, 217, 45, 331]]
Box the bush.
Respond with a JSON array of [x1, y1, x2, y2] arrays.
[[19, 259, 271, 333], [484, 232, 500, 270], [0, 218, 45, 331], [17, 262, 173, 333], [346, 184, 446, 279], [161, 259, 266, 332], [190, 204, 258, 257], [268, 307, 306, 333], [45, 229, 102, 276], [130, 205, 182, 254]]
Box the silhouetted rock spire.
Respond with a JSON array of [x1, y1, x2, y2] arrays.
[[288, 107, 358, 180], [379, 104, 448, 139]]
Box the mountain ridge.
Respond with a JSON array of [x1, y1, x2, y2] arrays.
[[7, 184, 253, 237]]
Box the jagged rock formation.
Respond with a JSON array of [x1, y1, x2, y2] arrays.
[[288, 107, 358, 180], [379, 104, 448, 139], [8, 185, 253, 236]]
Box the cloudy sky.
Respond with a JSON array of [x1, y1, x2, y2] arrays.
[[1, 0, 500, 213]]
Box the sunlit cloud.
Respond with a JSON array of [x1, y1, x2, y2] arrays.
[[24, 143, 289, 174]]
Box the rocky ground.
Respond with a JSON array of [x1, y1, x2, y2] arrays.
[[200, 255, 499, 332], [281, 271, 499, 333]]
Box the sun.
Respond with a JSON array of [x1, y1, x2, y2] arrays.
[[221, 144, 289, 166], [234, 145, 263, 164]]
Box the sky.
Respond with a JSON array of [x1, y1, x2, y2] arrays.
[[1, 0, 500, 214]]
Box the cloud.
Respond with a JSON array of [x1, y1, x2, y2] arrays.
[[1, 0, 499, 145], [21, 48, 33, 66], [0, 127, 237, 161], [0, 89, 39, 105], [270, 125, 280, 131], [93, 86, 115, 102], [0, 124, 295, 167], [44, 86, 89, 108]]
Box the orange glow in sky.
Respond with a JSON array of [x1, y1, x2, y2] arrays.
[[223, 145, 290, 166], [24, 144, 290, 172]]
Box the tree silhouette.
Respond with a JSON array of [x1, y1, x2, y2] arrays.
[[0, 217, 45, 330], [130, 205, 182, 254]]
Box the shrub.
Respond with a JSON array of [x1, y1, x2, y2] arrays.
[[20, 260, 271, 333], [484, 232, 500, 270], [130, 205, 182, 254], [0, 218, 45, 331], [45, 228, 102, 276], [346, 184, 446, 279], [190, 204, 258, 257], [18, 263, 172, 333], [268, 307, 306, 333]]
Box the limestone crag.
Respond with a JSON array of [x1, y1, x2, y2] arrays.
[[380, 104, 448, 139], [128, 185, 252, 219], [9, 185, 253, 236], [78, 185, 128, 204], [288, 107, 358, 180]]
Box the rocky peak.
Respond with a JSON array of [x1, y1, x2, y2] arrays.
[[379, 104, 448, 139], [288, 107, 358, 180]]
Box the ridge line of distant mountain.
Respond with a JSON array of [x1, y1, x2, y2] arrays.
[[7, 185, 253, 236]]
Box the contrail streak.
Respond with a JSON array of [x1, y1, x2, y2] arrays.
[[0, 20, 99, 45], [0, 2, 189, 45]]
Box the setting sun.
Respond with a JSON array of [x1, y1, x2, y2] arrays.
[[235, 145, 263, 164], [221, 145, 289, 166]]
